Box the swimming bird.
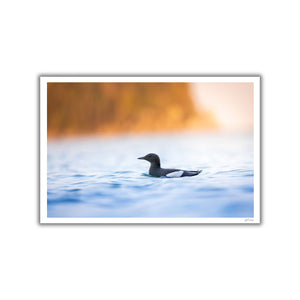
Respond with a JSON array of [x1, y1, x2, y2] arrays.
[[138, 153, 202, 177]]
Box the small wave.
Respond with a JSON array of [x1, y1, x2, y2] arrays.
[[222, 202, 254, 217], [240, 186, 254, 193], [141, 173, 153, 177], [215, 169, 251, 176], [73, 181, 85, 185], [198, 187, 226, 192], [66, 188, 81, 192], [88, 192, 106, 197], [110, 183, 122, 188], [244, 173, 254, 177], [48, 197, 82, 204], [114, 171, 135, 175]]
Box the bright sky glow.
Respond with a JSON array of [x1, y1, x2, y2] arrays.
[[191, 82, 253, 132]]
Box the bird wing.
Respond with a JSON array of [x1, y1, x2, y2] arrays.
[[182, 170, 202, 177], [166, 170, 184, 178]]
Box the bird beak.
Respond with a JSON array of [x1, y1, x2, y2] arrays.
[[138, 156, 145, 160]]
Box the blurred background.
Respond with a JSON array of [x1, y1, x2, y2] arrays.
[[47, 82, 253, 137]]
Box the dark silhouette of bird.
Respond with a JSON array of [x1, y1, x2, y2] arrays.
[[138, 153, 202, 177]]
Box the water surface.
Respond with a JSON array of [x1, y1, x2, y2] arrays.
[[47, 132, 254, 218]]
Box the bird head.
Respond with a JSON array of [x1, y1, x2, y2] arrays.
[[138, 153, 160, 166]]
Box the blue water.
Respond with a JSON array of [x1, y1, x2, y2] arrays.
[[47, 132, 254, 218]]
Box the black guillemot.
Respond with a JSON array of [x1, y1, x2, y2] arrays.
[[138, 153, 202, 177]]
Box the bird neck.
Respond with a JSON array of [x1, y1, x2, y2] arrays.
[[150, 160, 161, 168]]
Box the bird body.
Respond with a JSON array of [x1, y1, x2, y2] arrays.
[[138, 153, 202, 178]]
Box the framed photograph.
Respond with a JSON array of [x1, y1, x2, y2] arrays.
[[40, 76, 260, 223]]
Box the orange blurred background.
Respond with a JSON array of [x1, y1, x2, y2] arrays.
[[47, 82, 253, 137]]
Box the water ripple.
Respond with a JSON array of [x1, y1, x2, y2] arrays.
[[47, 133, 254, 218]]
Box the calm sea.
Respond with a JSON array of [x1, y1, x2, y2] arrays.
[[47, 132, 254, 218]]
